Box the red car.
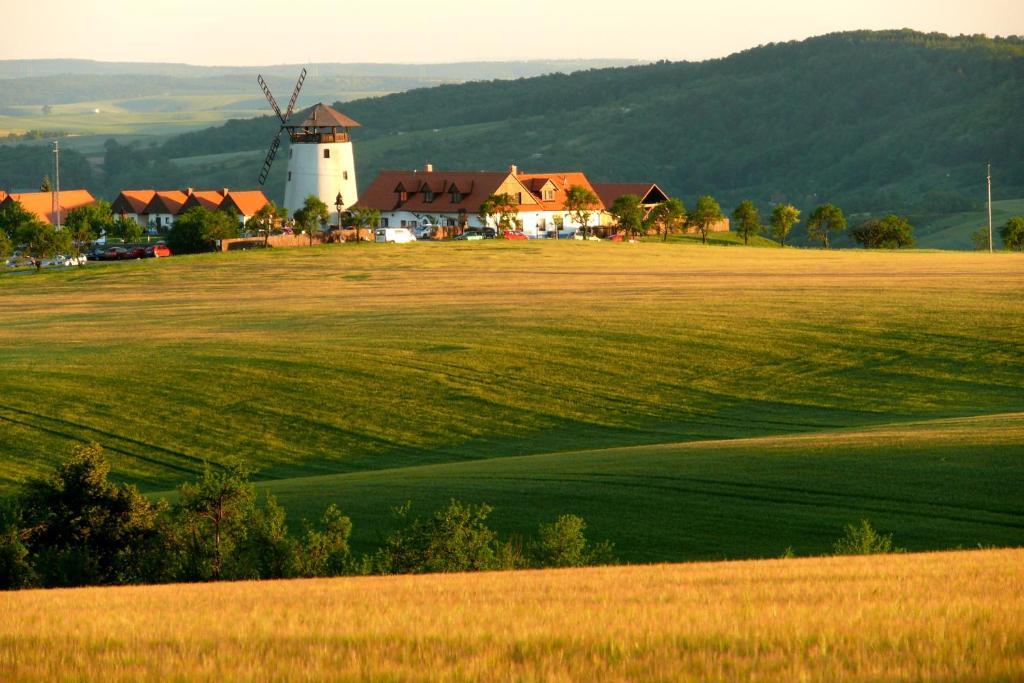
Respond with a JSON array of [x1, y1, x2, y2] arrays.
[[122, 246, 147, 259], [503, 231, 528, 240], [606, 233, 624, 242], [145, 244, 172, 258]]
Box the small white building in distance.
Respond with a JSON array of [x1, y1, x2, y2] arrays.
[[282, 103, 360, 218]]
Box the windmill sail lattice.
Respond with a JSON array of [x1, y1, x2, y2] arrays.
[[256, 68, 307, 186]]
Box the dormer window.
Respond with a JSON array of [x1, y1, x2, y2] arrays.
[[542, 188, 554, 201], [399, 191, 408, 203], [423, 190, 434, 202], [451, 190, 462, 203]]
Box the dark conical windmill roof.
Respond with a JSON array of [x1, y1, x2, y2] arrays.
[[288, 103, 361, 128]]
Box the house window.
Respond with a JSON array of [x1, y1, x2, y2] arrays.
[[446, 217, 457, 227], [399, 191, 408, 203], [538, 218, 547, 229], [451, 191, 462, 203], [381, 217, 389, 228], [423, 190, 434, 202], [542, 189, 554, 201], [323, 149, 331, 159]]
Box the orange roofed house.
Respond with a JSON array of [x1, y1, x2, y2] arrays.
[[111, 188, 270, 233], [0, 189, 96, 225], [354, 165, 619, 237]]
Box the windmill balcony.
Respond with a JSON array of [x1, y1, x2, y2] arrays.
[[289, 132, 350, 144]]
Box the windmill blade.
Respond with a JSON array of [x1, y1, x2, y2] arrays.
[[258, 131, 283, 186], [283, 68, 307, 123], [258, 75, 285, 123]]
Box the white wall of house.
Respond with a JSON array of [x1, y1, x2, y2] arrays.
[[378, 209, 599, 236]]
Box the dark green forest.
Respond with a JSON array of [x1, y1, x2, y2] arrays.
[[2, 30, 1022, 243]]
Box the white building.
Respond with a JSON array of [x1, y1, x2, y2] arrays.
[[353, 165, 606, 238], [282, 103, 360, 219]]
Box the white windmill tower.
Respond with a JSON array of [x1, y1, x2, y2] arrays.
[[256, 69, 362, 219]]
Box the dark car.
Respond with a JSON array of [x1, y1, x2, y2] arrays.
[[123, 246, 147, 259], [103, 246, 129, 260]]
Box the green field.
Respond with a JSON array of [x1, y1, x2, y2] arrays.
[[911, 198, 1024, 249], [1, 242, 1022, 562]]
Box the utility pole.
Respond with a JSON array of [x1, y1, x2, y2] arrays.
[[987, 163, 993, 254], [53, 140, 61, 230]]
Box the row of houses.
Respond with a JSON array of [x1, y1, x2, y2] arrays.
[[351, 164, 724, 238], [0, 187, 271, 230]]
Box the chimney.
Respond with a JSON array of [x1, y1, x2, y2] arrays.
[[425, 163, 433, 173], [186, 187, 194, 196], [509, 164, 518, 175], [221, 188, 229, 197]]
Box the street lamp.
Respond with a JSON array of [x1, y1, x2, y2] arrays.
[[335, 192, 345, 241]]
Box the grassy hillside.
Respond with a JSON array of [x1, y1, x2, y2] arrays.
[[1, 242, 1022, 560], [910, 198, 1024, 249], [254, 413, 1024, 561], [2, 549, 1021, 681]]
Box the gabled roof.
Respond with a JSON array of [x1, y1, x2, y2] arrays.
[[592, 183, 668, 208], [0, 190, 7, 203], [143, 190, 189, 216], [181, 190, 225, 212], [288, 103, 361, 129], [2, 189, 95, 224], [354, 170, 527, 213], [220, 190, 270, 216], [516, 172, 606, 211], [112, 190, 156, 215]]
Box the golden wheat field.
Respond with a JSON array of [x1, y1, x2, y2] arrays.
[[1, 549, 1021, 682]]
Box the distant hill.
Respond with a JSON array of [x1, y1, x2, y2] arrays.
[[1, 31, 1022, 247]]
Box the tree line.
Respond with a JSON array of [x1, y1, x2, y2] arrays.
[[0, 445, 615, 590]]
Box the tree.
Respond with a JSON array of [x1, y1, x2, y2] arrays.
[[17, 221, 70, 270], [832, 519, 902, 555], [477, 193, 518, 235], [166, 207, 238, 254], [732, 200, 762, 245], [527, 514, 615, 568], [246, 202, 285, 245], [0, 199, 38, 241], [647, 197, 686, 242], [297, 504, 354, 577], [851, 215, 915, 249], [346, 208, 381, 240], [18, 444, 166, 587], [65, 201, 115, 254], [1000, 216, 1024, 251], [173, 459, 257, 581], [39, 175, 53, 193], [970, 227, 990, 251], [0, 230, 11, 260], [232, 494, 298, 580], [564, 186, 600, 237], [109, 215, 142, 244], [807, 203, 847, 249], [770, 203, 800, 246], [609, 194, 644, 239], [293, 195, 330, 245], [688, 195, 724, 245], [0, 500, 36, 589]]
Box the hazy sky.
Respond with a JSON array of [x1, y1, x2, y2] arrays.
[[1, 0, 1021, 65]]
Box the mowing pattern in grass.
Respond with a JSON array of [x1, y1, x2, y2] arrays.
[[254, 412, 1024, 561], [1, 549, 1020, 681], [1, 242, 1022, 496]]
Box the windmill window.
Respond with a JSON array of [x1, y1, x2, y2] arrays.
[[288, 172, 292, 181], [323, 149, 331, 159], [343, 171, 349, 180]]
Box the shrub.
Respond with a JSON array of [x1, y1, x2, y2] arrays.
[[528, 515, 616, 568], [832, 519, 902, 555]]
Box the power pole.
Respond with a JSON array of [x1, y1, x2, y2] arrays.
[[53, 140, 62, 230], [987, 163, 993, 254]]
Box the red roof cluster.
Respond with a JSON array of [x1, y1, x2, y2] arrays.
[[111, 188, 270, 217]]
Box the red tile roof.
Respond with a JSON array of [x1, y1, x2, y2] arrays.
[[517, 172, 606, 211], [289, 103, 361, 129], [143, 190, 189, 215], [182, 190, 225, 212], [2, 189, 96, 224], [112, 190, 157, 215], [592, 183, 668, 208], [354, 170, 529, 213], [221, 190, 270, 216]]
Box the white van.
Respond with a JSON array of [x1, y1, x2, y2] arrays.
[[374, 227, 417, 244]]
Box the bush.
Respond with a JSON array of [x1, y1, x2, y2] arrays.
[[832, 519, 902, 555], [528, 514, 615, 568]]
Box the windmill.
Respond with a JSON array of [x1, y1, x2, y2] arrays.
[[256, 68, 307, 186]]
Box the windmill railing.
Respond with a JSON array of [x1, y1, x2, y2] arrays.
[[289, 132, 350, 144]]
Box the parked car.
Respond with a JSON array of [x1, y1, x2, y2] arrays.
[[503, 231, 528, 240], [122, 246, 147, 259], [103, 246, 129, 260], [145, 243, 172, 258], [374, 227, 417, 244], [606, 233, 624, 242], [413, 225, 437, 240], [557, 229, 579, 239]]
